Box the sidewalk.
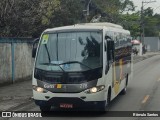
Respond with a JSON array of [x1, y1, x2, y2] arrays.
[[133, 51, 160, 63], [0, 51, 160, 111], [0, 80, 32, 111]]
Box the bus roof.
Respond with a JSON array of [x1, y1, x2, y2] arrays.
[[45, 22, 126, 33], [76, 22, 123, 29]]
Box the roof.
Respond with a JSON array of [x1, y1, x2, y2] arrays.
[[45, 22, 124, 33], [76, 22, 123, 29]]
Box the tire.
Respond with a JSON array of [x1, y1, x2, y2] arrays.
[[99, 103, 107, 113], [120, 75, 128, 95], [106, 90, 111, 111], [99, 88, 111, 112], [40, 106, 51, 112], [95, 104, 107, 113], [120, 86, 127, 95]]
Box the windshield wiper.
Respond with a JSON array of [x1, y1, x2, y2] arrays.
[[44, 44, 51, 63], [42, 44, 65, 72], [40, 62, 65, 72], [59, 61, 92, 70]]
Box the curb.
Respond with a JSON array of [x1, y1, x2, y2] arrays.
[[133, 53, 160, 64]]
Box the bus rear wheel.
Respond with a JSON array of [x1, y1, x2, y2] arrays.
[[120, 75, 128, 95], [120, 86, 127, 95]]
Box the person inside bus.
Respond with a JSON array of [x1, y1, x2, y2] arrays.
[[82, 36, 100, 57]]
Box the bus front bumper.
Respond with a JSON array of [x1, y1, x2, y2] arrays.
[[34, 97, 106, 110]]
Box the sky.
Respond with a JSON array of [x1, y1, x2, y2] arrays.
[[131, 0, 160, 14]]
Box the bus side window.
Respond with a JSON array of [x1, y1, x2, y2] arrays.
[[107, 41, 114, 62], [105, 35, 114, 73], [105, 36, 114, 61]]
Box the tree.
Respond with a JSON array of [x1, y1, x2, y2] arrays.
[[120, 12, 140, 37], [0, 0, 84, 37], [0, 0, 136, 37], [120, 7, 160, 38], [0, 0, 45, 37], [143, 8, 160, 36], [50, 0, 84, 26], [89, 0, 134, 23]]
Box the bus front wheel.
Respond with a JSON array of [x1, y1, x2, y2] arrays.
[[40, 106, 51, 112], [99, 88, 111, 112]]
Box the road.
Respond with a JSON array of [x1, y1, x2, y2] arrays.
[[7, 55, 160, 120]]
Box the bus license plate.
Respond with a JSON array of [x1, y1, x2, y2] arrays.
[[60, 103, 73, 108]]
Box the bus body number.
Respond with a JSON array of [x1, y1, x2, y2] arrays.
[[80, 84, 88, 89]]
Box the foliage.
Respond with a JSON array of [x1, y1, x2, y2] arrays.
[[143, 8, 160, 36], [0, 0, 83, 37], [120, 13, 140, 37], [0, 0, 42, 37], [120, 7, 160, 37], [89, 0, 134, 23], [0, 0, 159, 37]]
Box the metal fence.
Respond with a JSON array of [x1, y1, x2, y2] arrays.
[[0, 38, 34, 84], [144, 37, 160, 52]]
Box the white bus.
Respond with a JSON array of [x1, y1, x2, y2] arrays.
[[32, 22, 132, 112]]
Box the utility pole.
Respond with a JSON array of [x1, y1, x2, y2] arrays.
[[83, 0, 91, 22], [86, 0, 91, 16], [140, 0, 156, 44]]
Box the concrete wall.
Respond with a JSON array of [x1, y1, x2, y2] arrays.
[[0, 44, 12, 84], [0, 39, 34, 85], [14, 43, 34, 82], [144, 37, 160, 52]]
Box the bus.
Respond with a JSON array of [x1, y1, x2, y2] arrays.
[[32, 22, 132, 112]]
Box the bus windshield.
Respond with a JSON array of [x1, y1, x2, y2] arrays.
[[35, 31, 103, 72]]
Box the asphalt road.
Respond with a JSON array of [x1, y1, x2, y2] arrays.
[[8, 55, 160, 120]]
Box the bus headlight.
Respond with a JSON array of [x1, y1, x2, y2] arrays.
[[33, 85, 48, 93], [90, 87, 98, 93], [85, 85, 105, 94]]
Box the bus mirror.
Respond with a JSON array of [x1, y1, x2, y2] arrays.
[[105, 35, 111, 40], [104, 40, 107, 51], [32, 38, 39, 58], [105, 64, 109, 74], [81, 50, 85, 57], [32, 48, 36, 58]]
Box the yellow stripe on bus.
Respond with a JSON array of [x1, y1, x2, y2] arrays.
[[114, 62, 120, 95], [57, 84, 62, 88], [119, 59, 123, 80]]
